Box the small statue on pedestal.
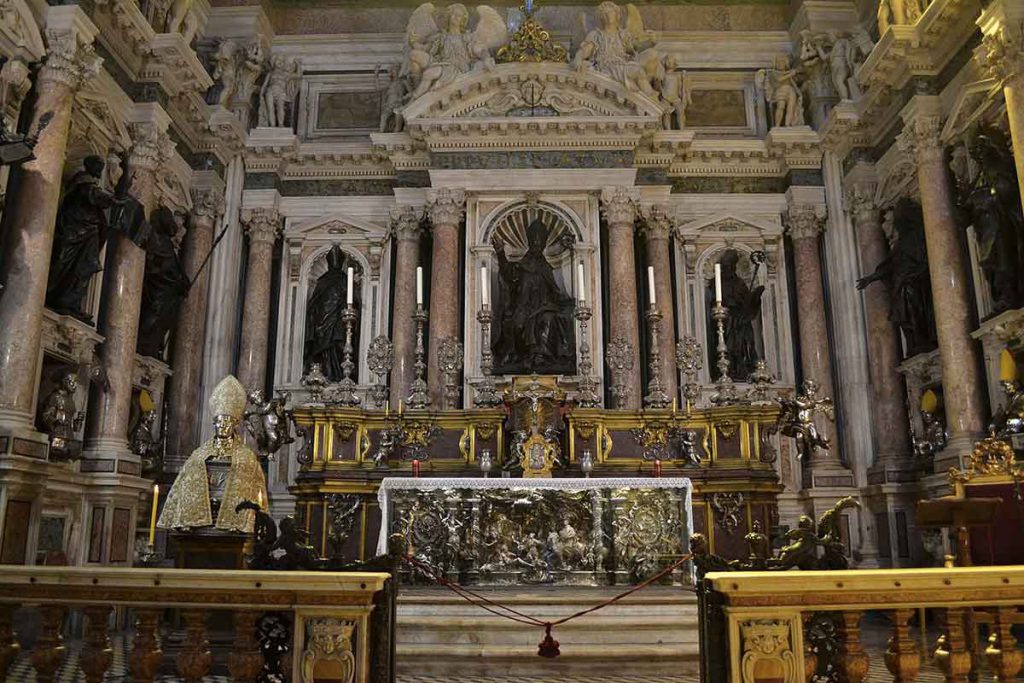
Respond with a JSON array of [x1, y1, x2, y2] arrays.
[[258, 55, 303, 128], [39, 372, 84, 460], [158, 375, 267, 533], [755, 54, 805, 128], [774, 379, 834, 461]]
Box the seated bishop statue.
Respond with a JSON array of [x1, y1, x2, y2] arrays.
[[158, 375, 268, 534]]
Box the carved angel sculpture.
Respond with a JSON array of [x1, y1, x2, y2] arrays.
[[258, 55, 303, 128], [571, 2, 661, 97], [755, 54, 805, 127], [212, 40, 239, 106], [163, 0, 198, 44], [404, 3, 509, 100]]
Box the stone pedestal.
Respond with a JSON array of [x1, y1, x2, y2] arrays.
[[642, 204, 678, 402], [389, 206, 422, 408], [425, 189, 465, 407], [600, 187, 642, 409], [237, 207, 282, 392]]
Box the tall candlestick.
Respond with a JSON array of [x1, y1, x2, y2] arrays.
[[148, 483, 159, 546], [481, 265, 490, 306], [416, 266, 424, 305], [577, 262, 586, 302], [347, 267, 354, 305], [714, 263, 722, 303], [647, 266, 656, 306]]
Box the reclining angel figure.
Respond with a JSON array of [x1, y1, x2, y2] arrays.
[[404, 3, 509, 100], [571, 2, 662, 98]]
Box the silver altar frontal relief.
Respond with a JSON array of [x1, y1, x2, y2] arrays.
[[377, 477, 693, 586]]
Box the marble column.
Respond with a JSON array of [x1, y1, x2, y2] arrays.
[[389, 205, 422, 407], [165, 183, 224, 470], [642, 204, 678, 402], [425, 189, 465, 407], [976, 2, 1024, 214], [898, 99, 987, 454], [85, 116, 169, 461], [237, 207, 282, 392], [0, 13, 100, 436], [601, 187, 642, 409], [846, 182, 912, 466]]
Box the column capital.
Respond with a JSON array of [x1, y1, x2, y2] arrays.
[[39, 28, 101, 91], [976, 1, 1024, 84], [785, 204, 827, 240], [898, 98, 945, 164], [389, 205, 423, 241], [127, 121, 172, 173], [843, 183, 879, 219], [600, 186, 640, 226], [640, 203, 673, 240], [191, 186, 226, 221], [426, 188, 465, 227], [241, 207, 282, 244]]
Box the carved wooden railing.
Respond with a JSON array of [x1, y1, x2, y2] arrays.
[[702, 566, 1024, 683], [0, 566, 391, 683]]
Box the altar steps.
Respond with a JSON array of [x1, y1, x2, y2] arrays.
[[396, 586, 701, 677]]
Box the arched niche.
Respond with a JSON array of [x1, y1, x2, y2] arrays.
[[300, 244, 368, 383]]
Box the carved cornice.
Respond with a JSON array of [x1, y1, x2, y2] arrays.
[[40, 29, 102, 91], [818, 102, 869, 159], [897, 115, 944, 164], [784, 205, 827, 240], [142, 33, 213, 98], [426, 189, 465, 228], [600, 187, 640, 227], [241, 207, 282, 245], [389, 205, 423, 242]]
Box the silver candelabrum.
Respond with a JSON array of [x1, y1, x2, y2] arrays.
[[710, 302, 738, 405], [575, 303, 600, 407], [675, 336, 703, 412], [336, 305, 361, 406], [473, 305, 502, 407], [643, 306, 671, 409], [406, 305, 431, 408]]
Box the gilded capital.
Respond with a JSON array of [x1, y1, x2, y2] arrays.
[[389, 205, 423, 242], [191, 186, 226, 222], [785, 205, 827, 240], [39, 30, 101, 91], [897, 115, 944, 164], [241, 207, 282, 244], [600, 187, 640, 227], [426, 189, 466, 227], [640, 203, 673, 240], [975, 22, 1024, 83]]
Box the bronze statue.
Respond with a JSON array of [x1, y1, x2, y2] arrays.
[[775, 379, 834, 461], [990, 379, 1024, 438], [492, 220, 576, 375], [138, 206, 189, 359], [39, 372, 84, 459], [46, 155, 128, 322], [744, 520, 771, 570], [857, 198, 936, 356], [304, 245, 358, 381], [129, 409, 160, 475], [817, 496, 859, 569], [958, 128, 1024, 312], [708, 250, 764, 380]]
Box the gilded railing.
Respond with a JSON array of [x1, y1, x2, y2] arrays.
[[702, 566, 1024, 683], [0, 566, 391, 683]]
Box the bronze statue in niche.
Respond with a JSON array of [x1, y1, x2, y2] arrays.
[[491, 218, 576, 376], [304, 245, 360, 381], [138, 206, 189, 359], [707, 249, 764, 381]]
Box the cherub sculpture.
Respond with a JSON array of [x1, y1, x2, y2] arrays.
[[655, 55, 691, 129], [775, 379, 834, 461], [245, 389, 295, 461], [755, 54, 805, 127], [258, 55, 303, 128], [571, 2, 660, 97], [403, 3, 509, 100], [773, 515, 819, 570]]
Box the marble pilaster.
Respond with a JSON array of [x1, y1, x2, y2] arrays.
[[237, 207, 282, 392], [641, 204, 678, 402], [84, 114, 170, 464], [898, 98, 987, 459], [0, 10, 100, 442], [389, 205, 423, 408], [425, 189, 465, 407], [164, 182, 225, 471], [601, 187, 642, 409]]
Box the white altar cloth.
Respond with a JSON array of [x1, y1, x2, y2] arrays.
[[376, 476, 693, 555]]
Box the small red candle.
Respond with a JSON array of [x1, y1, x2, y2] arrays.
[[412, 459, 421, 478], [653, 460, 662, 478]]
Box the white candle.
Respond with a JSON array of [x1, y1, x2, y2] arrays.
[[714, 263, 722, 303], [346, 267, 354, 305], [647, 266, 656, 306], [481, 265, 490, 306], [577, 262, 586, 302], [148, 484, 158, 546], [416, 266, 423, 306]]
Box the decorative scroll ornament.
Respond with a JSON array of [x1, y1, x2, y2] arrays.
[[740, 620, 799, 683], [676, 336, 703, 409], [436, 336, 464, 409], [496, 4, 568, 64], [301, 618, 356, 683], [366, 335, 394, 408], [604, 337, 635, 408], [711, 491, 744, 535]]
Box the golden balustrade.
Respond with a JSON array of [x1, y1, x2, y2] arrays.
[[0, 565, 391, 683], [703, 566, 1024, 683]]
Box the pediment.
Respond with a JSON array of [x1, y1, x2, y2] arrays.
[[676, 213, 781, 238], [402, 62, 665, 122], [289, 214, 384, 237], [941, 78, 1000, 142]]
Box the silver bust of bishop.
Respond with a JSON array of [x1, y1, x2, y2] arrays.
[[158, 375, 267, 533]]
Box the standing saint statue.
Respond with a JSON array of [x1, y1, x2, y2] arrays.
[[708, 250, 764, 380], [137, 206, 189, 359], [158, 375, 267, 533], [491, 219, 576, 375], [304, 245, 358, 381]]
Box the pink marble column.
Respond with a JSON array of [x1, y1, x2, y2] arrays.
[[164, 185, 224, 470], [846, 185, 912, 465], [601, 187, 643, 409], [388, 205, 422, 407], [237, 208, 282, 392], [642, 204, 679, 402], [85, 119, 169, 460], [898, 105, 987, 451], [425, 189, 465, 407], [0, 22, 100, 434]]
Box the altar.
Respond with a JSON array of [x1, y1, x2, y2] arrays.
[[377, 477, 693, 586]]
